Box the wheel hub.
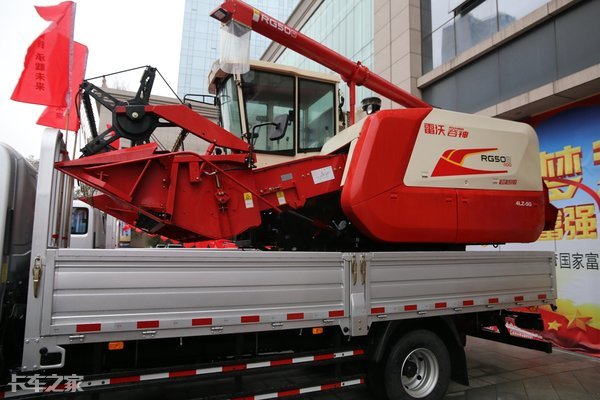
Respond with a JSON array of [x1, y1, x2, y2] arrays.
[[403, 360, 418, 378], [400, 348, 439, 398]]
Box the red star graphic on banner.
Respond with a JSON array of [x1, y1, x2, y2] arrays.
[[566, 310, 593, 331]]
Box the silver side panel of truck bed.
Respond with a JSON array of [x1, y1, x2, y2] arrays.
[[44, 249, 347, 334], [367, 252, 555, 317], [21, 247, 555, 371]]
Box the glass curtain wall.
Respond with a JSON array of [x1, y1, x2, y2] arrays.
[[178, 0, 299, 97], [421, 0, 551, 73], [277, 0, 374, 114]]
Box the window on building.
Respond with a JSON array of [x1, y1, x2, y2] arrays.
[[71, 207, 89, 235], [421, 0, 551, 73], [298, 79, 335, 152], [242, 70, 295, 154]]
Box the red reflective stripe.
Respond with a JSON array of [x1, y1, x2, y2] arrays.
[[514, 295, 524, 301], [314, 353, 335, 361], [76, 323, 101, 332], [538, 294, 547, 300], [241, 315, 260, 323], [286, 313, 304, 320], [110, 375, 140, 384], [371, 307, 385, 314], [488, 298, 499, 304], [463, 300, 474, 306], [404, 304, 417, 311], [353, 349, 365, 355], [169, 369, 196, 378], [192, 318, 213, 326], [435, 302, 447, 309], [0, 390, 5, 399], [360, 378, 365, 384], [278, 389, 300, 397], [329, 310, 344, 318], [270, 358, 293, 366], [137, 320, 159, 329], [321, 382, 342, 390], [223, 364, 246, 372]]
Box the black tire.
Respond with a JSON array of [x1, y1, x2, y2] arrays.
[[384, 329, 451, 400]]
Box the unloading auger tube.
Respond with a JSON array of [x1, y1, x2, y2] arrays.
[[210, 0, 430, 124], [55, 1, 557, 250]]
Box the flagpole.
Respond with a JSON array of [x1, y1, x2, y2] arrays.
[[62, 1, 76, 248], [60, 110, 74, 248]]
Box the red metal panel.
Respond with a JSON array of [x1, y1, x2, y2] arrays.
[[117, 105, 251, 153], [341, 109, 460, 243], [456, 189, 545, 243], [341, 109, 547, 244], [57, 138, 346, 243]]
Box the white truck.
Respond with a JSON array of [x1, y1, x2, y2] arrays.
[[0, 132, 556, 399]]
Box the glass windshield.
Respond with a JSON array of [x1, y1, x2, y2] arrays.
[[298, 79, 335, 151], [218, 76, 242, 136], [242, 70, 295, 154]]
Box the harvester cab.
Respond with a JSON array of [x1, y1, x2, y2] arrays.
[[208, 60, 340, 168]]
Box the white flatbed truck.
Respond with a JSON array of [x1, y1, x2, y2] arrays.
[[0, 131, 556, 399]]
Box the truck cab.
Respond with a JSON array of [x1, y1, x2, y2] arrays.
[[0, 143, 37, 375], [209, 60, 340, 168]]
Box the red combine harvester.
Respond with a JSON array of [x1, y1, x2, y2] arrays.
[[56, 0, 556, 251]]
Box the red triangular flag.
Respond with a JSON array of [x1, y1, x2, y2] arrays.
[[11, 1, 76, 107], [37, 42, 88, 130]]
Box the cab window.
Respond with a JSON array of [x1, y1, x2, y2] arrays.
[[218, 76, 242, 136], [242, 70, 295, 154], [71, 207, 89, 235], [298, 79, 335, 152]]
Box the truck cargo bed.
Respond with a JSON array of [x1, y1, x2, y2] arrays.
[[22, 248, 555, 370]]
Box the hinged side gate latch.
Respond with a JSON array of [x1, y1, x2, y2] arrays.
[[32, 256, 42, 298]]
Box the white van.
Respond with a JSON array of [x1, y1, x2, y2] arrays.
[[70, 199, 117, 249]]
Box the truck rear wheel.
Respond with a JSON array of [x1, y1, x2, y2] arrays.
[[384, 329, 451, 400]]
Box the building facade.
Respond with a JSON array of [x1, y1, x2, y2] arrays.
[[263, 0, 600, 117], [177, 0, 299, 97], [262, 0, 600, 356]]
